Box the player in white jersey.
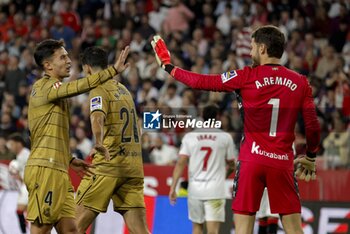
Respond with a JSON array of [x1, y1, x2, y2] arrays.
[[169, 105, 236, 234], [7, 133, 30, 234]]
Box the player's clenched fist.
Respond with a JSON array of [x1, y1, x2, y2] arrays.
[[294, 155, 316, 182], [151, 35, 171, 69]]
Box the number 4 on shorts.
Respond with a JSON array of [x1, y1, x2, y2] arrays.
[[44, 191, 53, 206]]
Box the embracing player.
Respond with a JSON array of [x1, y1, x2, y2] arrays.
[[152, 25, 320, 234], [75, 46, 149, 234], [25, 39, 129, 234]]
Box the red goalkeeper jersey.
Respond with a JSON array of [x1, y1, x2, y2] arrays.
[[172, 64, 320, 170]]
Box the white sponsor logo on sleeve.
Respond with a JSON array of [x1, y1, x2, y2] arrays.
[[221, 70, 237, 83], [90, 96, 102, 111]]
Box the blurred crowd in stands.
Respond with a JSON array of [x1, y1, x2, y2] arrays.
[[0, 0, 349, 169]]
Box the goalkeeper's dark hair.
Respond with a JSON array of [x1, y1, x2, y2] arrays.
[[202, 104, 219, 121], [34, 39, 65, 69], [252, 25, 285, 59], [81, 46, 108, 69]]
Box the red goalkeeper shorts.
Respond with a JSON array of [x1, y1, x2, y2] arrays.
[[231, 160, 301, 215]]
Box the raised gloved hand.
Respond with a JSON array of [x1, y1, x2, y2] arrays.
[[151, 35, 171, 69], [294, 155, 316, 182]]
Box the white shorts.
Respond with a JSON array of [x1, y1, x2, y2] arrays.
[[256, 188, 279, 218], [188, 197, 226, 223], [17, 184, 28, 205]]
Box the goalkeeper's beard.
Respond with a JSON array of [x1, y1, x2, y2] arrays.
[[251, 54, 260, 68]]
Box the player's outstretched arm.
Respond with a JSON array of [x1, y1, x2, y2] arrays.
[[151, 36, 231, 92], [169, 155, 188, 205], [47, 47, 130, 102]]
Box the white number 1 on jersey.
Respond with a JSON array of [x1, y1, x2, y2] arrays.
[[268, 98, 280, 137]]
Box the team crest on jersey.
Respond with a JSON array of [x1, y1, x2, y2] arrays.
[[52, 81, 62, 89], [221, 70, 237, 83], [90, 96, 102, 111]]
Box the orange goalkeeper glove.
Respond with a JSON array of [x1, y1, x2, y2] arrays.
[[151, 35, 171, 69], [294, 155, 316, 182]]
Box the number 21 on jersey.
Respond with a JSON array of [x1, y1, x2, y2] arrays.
[[120, 107, 139, 143]]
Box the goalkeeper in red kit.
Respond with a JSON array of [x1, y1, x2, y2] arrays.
[[152, 25, 320, 234]]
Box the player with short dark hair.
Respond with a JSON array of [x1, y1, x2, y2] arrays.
[[202, 105, 220, 121], [75, 46, 150, 234], [152, 25, 320, 233], [8, 133, 26, 147], [251, 26, 285, 60], [80, 46, 108, 69], [169, 104, 236, 234], [25, 39, 129, 234]]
